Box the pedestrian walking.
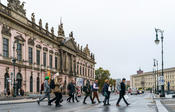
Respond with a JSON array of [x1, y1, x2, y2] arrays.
[[92, 80, 101, 103], [37, 76, 51, 105], [83, 80, 95, 104], [74, 85, 80, 102], [102, 79, 110, 105], [108, 84, 112, 101], [67, 80, 75, 102], [49, 73, 63, 107], [116, 78, 130, 106]]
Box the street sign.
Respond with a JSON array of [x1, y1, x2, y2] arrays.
[[158, 76, 164, 86]]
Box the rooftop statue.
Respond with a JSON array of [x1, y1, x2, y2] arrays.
[[45, 22, 48, 31], [58, 19, 65, 37], [7, 0, 26, 16], [31, 13, 35, 23], [39, 19, 42, 29]]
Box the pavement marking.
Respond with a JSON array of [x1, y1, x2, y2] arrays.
[[156, 100, 168, 112]]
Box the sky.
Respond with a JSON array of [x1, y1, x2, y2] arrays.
[[1, 0, 175, 80]]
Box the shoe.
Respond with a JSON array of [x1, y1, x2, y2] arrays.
[[116, 104, 120, 106], [83, 102, 87, 104], [60, 99, 63, 103], [92, 102, 96, 104], [103, 103, 107, 106], [37, 101, 40, 105], [56, 104, 62, 107], [127, 103, 130, 106], [107, 103, 111, 105], [77, 100, 80, 102], [48, 102, 52, 106], [98, 101, 101, 103]]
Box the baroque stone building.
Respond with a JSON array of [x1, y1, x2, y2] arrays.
[[0, 0, 95, 95]]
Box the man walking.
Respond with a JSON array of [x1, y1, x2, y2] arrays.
[[92, 80, 101, 103], [67, 80, 75, 102], [102, 79, 110, 105], [83, 80, 95, 104], [37, 76, 51, 105], [116, 78, 130, 106]]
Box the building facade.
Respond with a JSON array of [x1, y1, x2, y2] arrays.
[[130, 68, 175, 91], [0, 0, 95, 95]]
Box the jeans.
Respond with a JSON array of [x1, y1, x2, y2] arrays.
[[39, 92, 50, 103]]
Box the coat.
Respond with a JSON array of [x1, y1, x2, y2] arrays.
[[120, 82, 126, 95], [53, 78, 62, 93], [67, 82, 75, 94], [44, 80, 50, 93]]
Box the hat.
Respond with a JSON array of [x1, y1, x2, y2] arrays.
[[122, 78, 126, 81], [45, 76, 49, 80]]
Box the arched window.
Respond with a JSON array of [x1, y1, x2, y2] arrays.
[[37, 76, 40, 92], [16, 73, 22, 89], [4, 73, 9, 91], [30, 75, 33, 92]]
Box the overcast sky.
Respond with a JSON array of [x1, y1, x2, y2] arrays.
[[1, 0, 175, 80]]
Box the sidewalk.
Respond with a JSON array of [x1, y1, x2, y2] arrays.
[[152, 93, 173, 112], [0, 94, 54, 105]]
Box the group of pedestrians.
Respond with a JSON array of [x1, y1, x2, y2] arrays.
[[37, 74, 130, 107]]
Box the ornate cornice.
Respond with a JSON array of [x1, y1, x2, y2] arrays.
[[43, 47, 48, 51], [36, 44, 41, 49], [28, 37, 35, 46], [1, 24, 11, 36]]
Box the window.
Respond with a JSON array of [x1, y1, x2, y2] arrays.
[[28, 47, 33, 64], [3, 38, 9, 57], [36, 50, 40, 65], [55, 57, 58, 69], [43, 53, 47, 67], [17, 43, 22, 61], [77, 64, 79, 74], [49, 55, 52, 68], [30, 75, 33, 92]]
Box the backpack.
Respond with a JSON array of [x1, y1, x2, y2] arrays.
[[83, 86, 87, 92], [41, 83, 44, 91], [50, 79, 55, 89]]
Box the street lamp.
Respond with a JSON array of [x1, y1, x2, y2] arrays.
[[12, 40, 19, 97], [154, 28, 165, 97]]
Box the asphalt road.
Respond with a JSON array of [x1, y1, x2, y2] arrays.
[[0, 93, 157, 112]]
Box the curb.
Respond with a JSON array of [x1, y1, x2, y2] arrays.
[[0, 99, 38, 105], [155, 100, 168, 112]]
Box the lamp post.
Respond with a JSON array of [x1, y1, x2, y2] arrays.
[[154, 28, 165, 97], [12, 40, 18, 97], [153, 65, 156, 94], [153, 59, 158, 94]]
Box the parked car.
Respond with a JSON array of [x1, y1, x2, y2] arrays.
[[131, 88, 138, 95]]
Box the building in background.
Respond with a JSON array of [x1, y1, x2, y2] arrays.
[[130, 68, 175, 91], [0, 0, 95, 95]]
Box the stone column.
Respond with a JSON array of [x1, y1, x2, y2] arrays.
[[65, 52, 67, 72], [60, 50, 63, 73]]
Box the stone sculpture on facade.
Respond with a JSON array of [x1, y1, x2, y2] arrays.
[[58, 22, 65, 37], [45, 22, 48, 31], [31, 13, 35, 23], [7, 0, 26, 16], [51, 27, 54, 35], [39, 19, 42, 29], [1, 24, 11, 36]]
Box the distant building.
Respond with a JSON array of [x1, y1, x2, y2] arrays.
[[130, 67, 175, 91]]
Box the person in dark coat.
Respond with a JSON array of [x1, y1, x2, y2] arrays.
[[102, 79, 110, 105], [116, 78, 130, 106], [83, 80, 95, 104], [67, 80, 75, 102]]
